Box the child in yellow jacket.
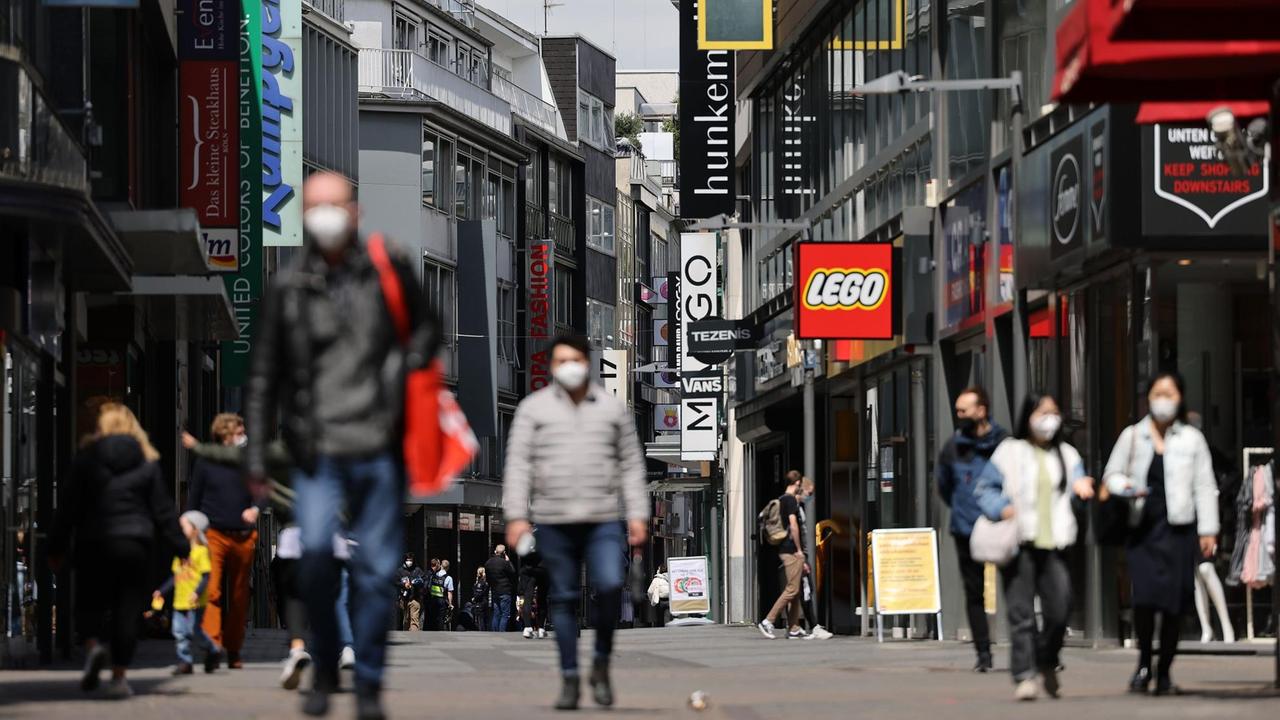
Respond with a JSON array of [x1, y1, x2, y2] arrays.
[[154, 511, 225, 674]]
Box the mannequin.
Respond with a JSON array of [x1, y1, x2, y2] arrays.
[[1193, 562, 1235, 643]]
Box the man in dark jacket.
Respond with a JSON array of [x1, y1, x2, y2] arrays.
[[483, 545, 517, 632], [245, 172, 440, 720], [936, 386, 1007, 673], [397, 554, 426, 631]]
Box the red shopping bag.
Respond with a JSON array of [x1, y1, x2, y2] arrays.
[[368, 234, 479, 496]]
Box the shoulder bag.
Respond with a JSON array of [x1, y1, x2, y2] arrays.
[[1093, 425, 1141, 546]]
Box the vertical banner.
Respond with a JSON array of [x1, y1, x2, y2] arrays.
[[526, 239, 554, 393], [678, 0, 735, 220], [178, 0, 239, 271], [668, 556, 712, 615], [679, 232, 720, 462], [593, 349, 629, 405], [261, 0, 303, 247], [221, 0, 264, 388]]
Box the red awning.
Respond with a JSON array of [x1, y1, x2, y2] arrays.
[[1052, 0, 1280, 104], [1134, 100, 1271, 125], [1111, 0, 1280, 41]]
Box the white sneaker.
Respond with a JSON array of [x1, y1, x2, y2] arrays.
[[80, 645, 109, 692], [537, 628, 548, 639], [809, 625, 835, 640], [522, 627, 534, 639], [104, 677, 132, 700], [756, 619, 776, 639], [280, 648, 311, 690], [339, 646, 356, 670], [1015, 678, 1039, 702]]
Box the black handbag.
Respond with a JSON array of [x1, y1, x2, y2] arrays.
[[1093, 427, 1139, 546]]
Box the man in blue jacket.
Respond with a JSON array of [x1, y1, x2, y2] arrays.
[[937, 386, 1007, 673]]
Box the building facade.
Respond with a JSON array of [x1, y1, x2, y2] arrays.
[[725, 0, 1270, 643]]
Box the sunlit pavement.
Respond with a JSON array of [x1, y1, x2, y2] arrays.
[[1, 625, 1276, 719]]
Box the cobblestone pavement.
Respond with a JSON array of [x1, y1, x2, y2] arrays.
[[1, 625, 1277, 719]]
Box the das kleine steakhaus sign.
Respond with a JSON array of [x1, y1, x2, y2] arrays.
[[679, 0, 735, 219]]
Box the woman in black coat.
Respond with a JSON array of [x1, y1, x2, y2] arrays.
[[50, 403, 189, 700]]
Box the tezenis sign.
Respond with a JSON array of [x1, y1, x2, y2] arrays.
[[795, 242, 896, 340], [679, 0, 735, 219]]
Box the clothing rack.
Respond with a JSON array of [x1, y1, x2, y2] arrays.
[[1240, 448, 1274, 640]]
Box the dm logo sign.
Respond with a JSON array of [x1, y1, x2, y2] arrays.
[[795, 242, 895, 341]]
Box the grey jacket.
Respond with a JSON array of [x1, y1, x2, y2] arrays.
[[502, 383, 649, 525], [1103, 418, 1220, 537]]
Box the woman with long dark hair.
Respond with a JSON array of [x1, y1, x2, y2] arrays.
[[975, 394, 1095, 701], [49, 403, 189, 699], [1103, 371, 1219, 695]]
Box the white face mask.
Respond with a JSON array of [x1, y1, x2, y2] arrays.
[[1031, 414, 1062, 442], [304, 204, 352, 251], [1150, 397, 1179, 424], [552, 360, 589, 390], [404, 560, 413, 568], [234, 434, 248, 448]]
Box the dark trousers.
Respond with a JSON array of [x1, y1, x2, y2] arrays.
[[1001, 548, 1071, 683], [1134, 607, 1183, 678], [537, 522, 625, 676], [522, 590, 547, 629], [954, 533, 992, 658], [75, 537, 151, 667], [490, 594, 513, 632]]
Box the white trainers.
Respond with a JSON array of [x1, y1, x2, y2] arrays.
[[81, 645, 109, 692], [522, 627, 535, 639], [537, 628, 548, 639], [1015, 678, 1039, 702], [280, 648, 311, 690], [104, 677, 132, 700], [756, 619, 776, 639], [809, 625, 835, 640], [339, 646, 356, 670]]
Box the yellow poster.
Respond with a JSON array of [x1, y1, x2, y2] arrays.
[[870, 528, 941, 615]]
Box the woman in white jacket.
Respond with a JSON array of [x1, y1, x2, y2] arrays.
[[1103, 371, 1219, 696], [975, 394, 1095, 702]]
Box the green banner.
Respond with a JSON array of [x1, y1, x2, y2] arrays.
[[221, 0, 264, 388]]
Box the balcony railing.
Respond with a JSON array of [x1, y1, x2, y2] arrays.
[[646, 159, 677, 186], [425, 0, 476, 28], [550, 211, 574, 256], [525, 202, 546, 238], [491, 73, 558, 136], [302, 0, 343, 22], [358, 48, 511, 135], [0, 57, 88, 195]]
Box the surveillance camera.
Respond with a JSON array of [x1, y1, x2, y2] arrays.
[[1207, 106, 1236, 137], [1206, 106, 1256, 177]]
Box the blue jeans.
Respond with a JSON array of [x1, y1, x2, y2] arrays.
[[172, 608, 217, 664], [293, 453, 403, 690], [337, 565, 354, 649], [490, 593, 513, 632], [537, 522, 626, 676]]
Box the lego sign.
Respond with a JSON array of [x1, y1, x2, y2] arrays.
[[795, 242, 895, 340]]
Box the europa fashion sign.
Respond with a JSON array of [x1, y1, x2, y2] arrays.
[[795, 242, 895, 340], [526, 239, 554, 393], [679, 0, 735, 219], [261, 0, 302, 247], [1142, 123, 1269, 236]]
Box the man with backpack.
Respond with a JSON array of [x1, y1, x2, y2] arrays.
[[936, 386, 1007, 673], [758, 472, 813, 639]]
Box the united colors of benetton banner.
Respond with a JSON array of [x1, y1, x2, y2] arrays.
[[795, 242, 895, 341]]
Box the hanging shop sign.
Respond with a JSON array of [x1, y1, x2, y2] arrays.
[[679, 232, 721, 462], [679, 0, 735, 219], [261, 0, 303, 247], [795, 242, 896, 341], [221, 0, 264, 388], [1050, 135, 1085, 259], [773, 71, 819, 220], [698, 0, 772, 50], [1142, 123, 1269, 236], [526, 239, 554, 393], [943, 182, 987, 327], [655, 403, 680, 433], [687, 317, 760, 365], [668, 555, 712, 615], [178, 0, 238, 60], [202, 228, 238, 272], [592, 348, 629, 405], [1090, 120, 1107, 246], [180, 61, 238, 228]]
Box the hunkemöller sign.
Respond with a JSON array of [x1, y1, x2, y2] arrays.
[[679, 0, 735, 219]]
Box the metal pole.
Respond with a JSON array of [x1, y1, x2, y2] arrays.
[[1268, 79, 1280, 689], [802, 356, 817, 573]]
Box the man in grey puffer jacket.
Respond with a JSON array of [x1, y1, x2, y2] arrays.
[[502, 334, 649, 711]]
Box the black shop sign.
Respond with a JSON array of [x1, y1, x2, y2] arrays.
[[1050, 136, 1084, 259], [1142, 123, 1269, 237]]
